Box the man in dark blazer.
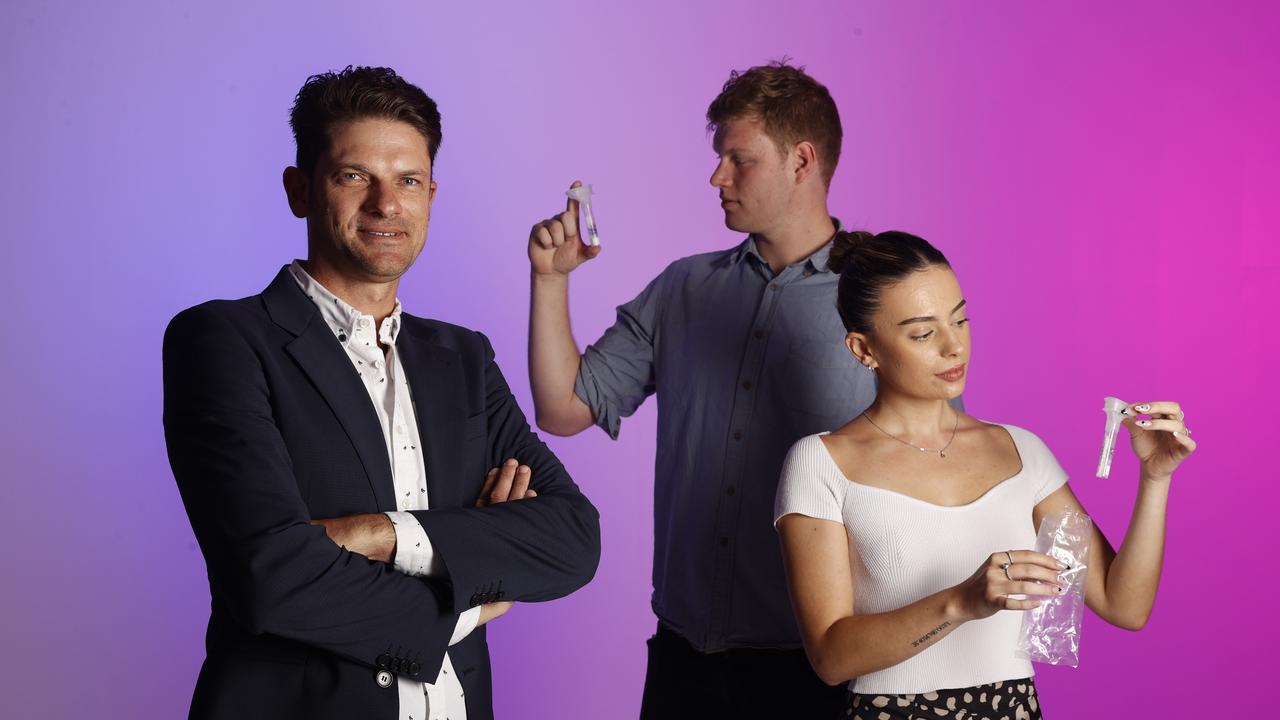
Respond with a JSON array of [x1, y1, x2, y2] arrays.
[[163, 66, 600, 720]]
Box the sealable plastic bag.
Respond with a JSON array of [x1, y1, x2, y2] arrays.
[[1016, 510, 1092, 666]]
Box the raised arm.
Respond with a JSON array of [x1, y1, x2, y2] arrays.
[[1033, 400, 1196, 630], [163, 304, 459, 681], [528, 180, 600, 435]]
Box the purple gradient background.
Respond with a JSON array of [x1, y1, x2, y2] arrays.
[[3, 1, 1276, 717]]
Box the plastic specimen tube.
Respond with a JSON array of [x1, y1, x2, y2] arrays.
[[565, 184, 601, 246], [1095, 396, 1129, 478]]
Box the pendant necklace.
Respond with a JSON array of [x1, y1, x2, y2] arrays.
[[861, 409, 959, 458]]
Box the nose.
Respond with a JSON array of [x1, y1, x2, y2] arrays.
[[363, 180, 401, 218], [940, 326, 966, 358], [710, 158, 730, 189]]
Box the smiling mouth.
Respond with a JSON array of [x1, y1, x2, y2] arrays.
[[360, 229, 403, 238]]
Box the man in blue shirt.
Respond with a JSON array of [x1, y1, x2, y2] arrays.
[[527, 63, 864, 717]]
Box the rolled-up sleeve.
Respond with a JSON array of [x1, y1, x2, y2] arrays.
[[574, 269, 667, 440]]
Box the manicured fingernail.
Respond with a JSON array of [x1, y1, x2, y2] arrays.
[[518, 466, 530, 474], [1136, 404, 1150, 412]]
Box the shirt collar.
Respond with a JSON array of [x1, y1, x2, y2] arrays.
[[731, 216, 844, 274], [288, 259, 404, 346]]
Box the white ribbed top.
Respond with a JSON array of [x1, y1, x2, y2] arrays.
[[774, 423, 1069, 695]]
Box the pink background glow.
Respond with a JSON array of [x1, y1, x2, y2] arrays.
[[2, 1, 1275, 717]]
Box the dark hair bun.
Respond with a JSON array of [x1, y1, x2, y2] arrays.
[[830, 230, 952, 333], [827, 230, 874, 274]]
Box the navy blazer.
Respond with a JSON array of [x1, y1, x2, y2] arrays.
[[163, 267, 601, 720]]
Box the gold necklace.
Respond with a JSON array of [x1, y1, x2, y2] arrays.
[[861, 409, 959, 458]]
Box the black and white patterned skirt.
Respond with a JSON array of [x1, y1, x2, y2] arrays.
[[844, 677, 1042, 720]]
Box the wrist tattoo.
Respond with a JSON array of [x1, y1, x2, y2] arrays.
[[911, 621, 952, 648]]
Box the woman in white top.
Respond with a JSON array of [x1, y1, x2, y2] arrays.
[[774, 230, 1196, 719]]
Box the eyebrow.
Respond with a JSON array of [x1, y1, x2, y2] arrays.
[[897, 299, 967, 326], [334, 163, 429, 177]]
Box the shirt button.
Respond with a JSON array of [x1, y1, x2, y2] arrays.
[[719, 537, 729, 548], [360, 318, 371, 328], [769, 283, 780, 291], [732, 431, 743, 441], [741, 379, 752, 390], [726, 485, 736, 496], [753, 329, 765, 340]]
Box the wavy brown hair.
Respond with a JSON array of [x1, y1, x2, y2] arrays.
[[706, 61, 842, 186]]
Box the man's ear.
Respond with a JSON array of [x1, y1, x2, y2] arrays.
[[792, 140, 820, 185], [283, 166, 310, 219]]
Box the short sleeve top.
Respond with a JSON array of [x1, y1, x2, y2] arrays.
[[774, 423, 1069, 695]]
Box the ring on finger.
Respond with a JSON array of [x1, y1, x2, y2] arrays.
[[1003, 563, 1014, 581]]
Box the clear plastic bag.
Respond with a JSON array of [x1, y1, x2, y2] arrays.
[[1016, 510, 1092, 666]]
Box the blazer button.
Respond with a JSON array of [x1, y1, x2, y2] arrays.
[[375, 670, 394, 688], [408, 661, 421, 676], [390, 657, 403, 673], [376, 654, 391, 669]]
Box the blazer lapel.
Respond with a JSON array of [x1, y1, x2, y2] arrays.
[[397, 322, 468, 509], [263, 267, 396, 511]]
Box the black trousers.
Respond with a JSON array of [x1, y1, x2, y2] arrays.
[[639, 625, 847, 719]]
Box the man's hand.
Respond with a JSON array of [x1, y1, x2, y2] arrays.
[[475, 458, 539, 507], [311, 513, 397, 564], [477, 601, 513, 627], [528, 180, 602, 277]]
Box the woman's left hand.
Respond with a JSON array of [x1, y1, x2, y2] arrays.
[[1124, 401, 1197, 481]]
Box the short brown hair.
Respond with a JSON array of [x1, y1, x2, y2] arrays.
[[289, 66, 442, 177], [706, 61, 842, 186]]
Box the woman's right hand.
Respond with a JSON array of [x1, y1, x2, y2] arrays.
[[951, 550, 1067, 621]]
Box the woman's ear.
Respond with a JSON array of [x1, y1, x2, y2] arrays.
[[846, 331, 877, 370]]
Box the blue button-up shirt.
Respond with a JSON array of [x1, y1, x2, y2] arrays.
[[575, 227, 883, 651]]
